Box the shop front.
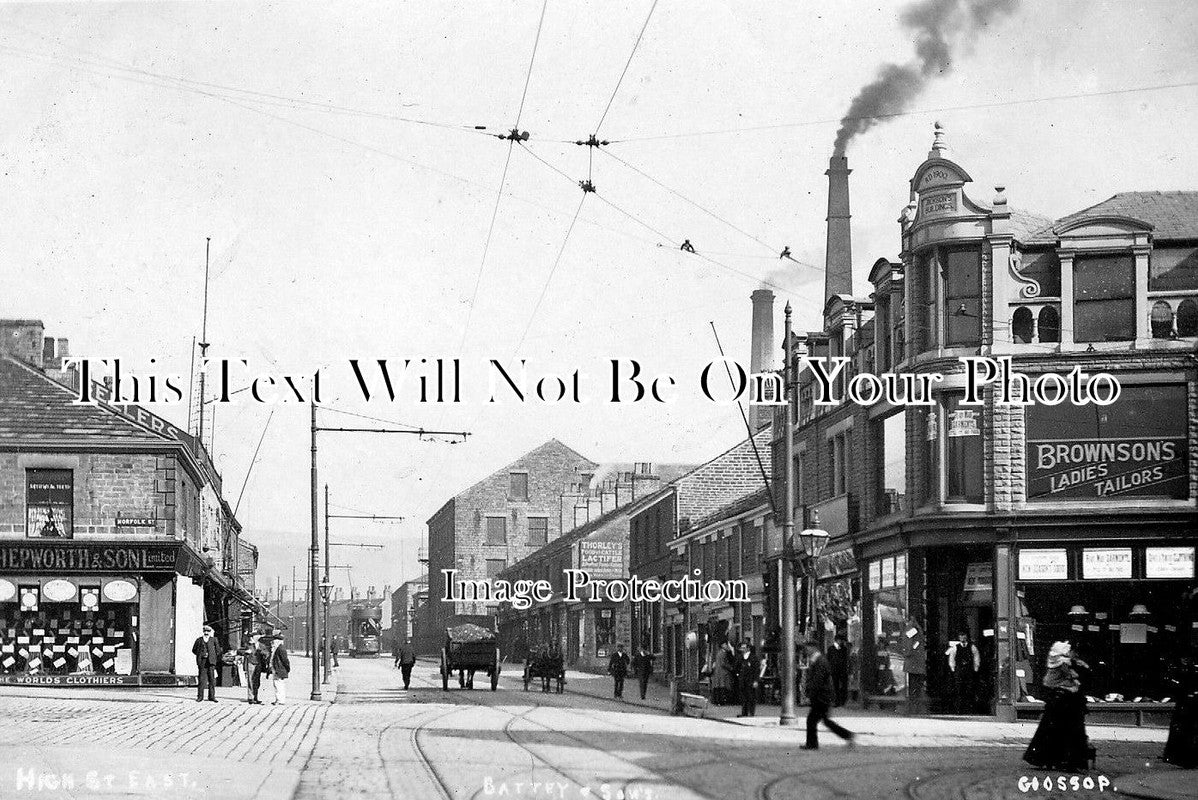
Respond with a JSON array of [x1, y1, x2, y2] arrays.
[[0, 540, 207, 686], [1013, 542, 1196, 724]]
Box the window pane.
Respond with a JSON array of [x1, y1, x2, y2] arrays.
[[875, 412, 907, 516], [943, 248, 981, 347], [1037, 306, 1060, 343], [528, 517, 548, 546], [486, 559, 507, 578], [509, 473, 528, 499], [1075, 254, 1134, 299], [944, 395, 983, 504], [486, 517, 506, 545], [27, 469, 73, 538], [1012, 307, 1034, 344], [1151, 301, 1174, 338], [1178, 300, 1198, 337], [1075, 298, 1136, 342]]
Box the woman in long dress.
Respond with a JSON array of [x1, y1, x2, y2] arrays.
[[711, 641, 737, 706], [1023, 641, 1091, 772], [1162, 655, 1197, 768]]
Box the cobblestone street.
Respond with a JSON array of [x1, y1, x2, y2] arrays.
[[0, 657, 1182, 800]]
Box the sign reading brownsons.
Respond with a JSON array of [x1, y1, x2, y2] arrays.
[[0, 543, 179, 572], [1026, 384, 1189, 501]]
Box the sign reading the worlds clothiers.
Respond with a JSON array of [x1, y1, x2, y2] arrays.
[[1026, 384, 1189, 500]]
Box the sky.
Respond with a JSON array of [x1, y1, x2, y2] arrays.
[[3, 1, 1197, 600]]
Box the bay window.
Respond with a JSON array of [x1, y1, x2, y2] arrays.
[[1074, 253, 1135, 342]]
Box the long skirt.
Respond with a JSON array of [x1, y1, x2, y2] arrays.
[[1163, 692, 1197, 768], [1023, 690, 1090, 771]]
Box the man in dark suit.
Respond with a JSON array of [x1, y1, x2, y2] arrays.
[[632, 646, 655, 700], [192, 623, 221, 703], [801, 641, 855, 750], [608, 644, 630, 699], [397, 639, 417, 689], [826, 634, 850, 707]]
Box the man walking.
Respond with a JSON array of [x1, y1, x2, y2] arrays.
[[801, 640, 855, 750], [826, 634, 850, 707], [608, 643, 630, 699], [633, 646, 655, 700], [192, 623, 221, 703], [269, 633, 291, 705], [397, 639, 417, 689]]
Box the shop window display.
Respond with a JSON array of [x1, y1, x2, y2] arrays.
[[0, 601, 136, 677], [1017, 582, 1194, 704], [868, 555, 909, 696]]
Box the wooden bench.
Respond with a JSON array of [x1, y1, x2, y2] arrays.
[[679, 692, 709, 718]]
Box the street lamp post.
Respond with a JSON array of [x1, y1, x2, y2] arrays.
[[319, 577, 334, 684], [780, 301, 797, 726], [797, 514, 830, 637]]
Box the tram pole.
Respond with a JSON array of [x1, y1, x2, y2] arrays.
[[310, 402, 322, 701]]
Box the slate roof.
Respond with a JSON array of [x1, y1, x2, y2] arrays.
[[0, 355, 172, 443], [1024, 191, 1198, 244], [687, 486, 773, 534]]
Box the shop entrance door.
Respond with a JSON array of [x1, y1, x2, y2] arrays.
[[926, 545, 997, 714]]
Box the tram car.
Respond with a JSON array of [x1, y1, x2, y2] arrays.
[[348, 604, 382, 657]]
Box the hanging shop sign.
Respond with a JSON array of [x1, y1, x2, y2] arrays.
[[1025, 385, 1189, 501], [1082, 548, 1132, 580], [815, 548, 857, 580], [1145, 546, 1195, 579], [963, 562, 993, 593], [577, 540, 625, 579], [0, 543, 180, 573], [947, 409, 980, 438], [1018, 549, 1068, 581], [41, 579, 78, 603]]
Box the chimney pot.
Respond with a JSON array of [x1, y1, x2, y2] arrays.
[[749, 289, 776, 430]]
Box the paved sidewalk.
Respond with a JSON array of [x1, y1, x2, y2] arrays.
[[557, 667, 1168, 747], [0, 657, 338, 800]]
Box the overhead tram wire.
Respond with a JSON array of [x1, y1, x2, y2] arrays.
[[513, 192, 588, 351], [593, 0, 661, 136], [603, 79, 1198, 144], [516, 141, 809, 297], [455, 0, 550, 356], [598, 147, 821, 272], [0, 29, 498, 139]]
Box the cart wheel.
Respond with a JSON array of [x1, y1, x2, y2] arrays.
[[491, 669, 499, 691], [440, 650, 449, 692], [557, 676, 564, 694]]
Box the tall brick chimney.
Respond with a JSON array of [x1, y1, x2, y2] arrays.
[[0, 319, 46, 368], [750, 288, 775, 430], [824, 155, 853, 301]]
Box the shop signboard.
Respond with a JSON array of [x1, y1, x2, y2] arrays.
[[578, 540, 624, 579], [947, 409, 980, 438], [1018, 549, 1068, 580], [1025, 385, 1189, 501], [881, 557, 896, 588], [1082, 548, 1132, 579], [868, 561, 881, 591], [0, 543, 180, 573], [115, 515, 157, 528], [0, 674, 140, 687], [1146, 546, 1195, 579]]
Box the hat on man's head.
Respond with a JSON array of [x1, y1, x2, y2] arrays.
[[202, 623, 215, 633]]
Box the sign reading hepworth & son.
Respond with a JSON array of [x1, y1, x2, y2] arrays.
[[1025, 384, 1189, 500], [0, 543, 179, 572]]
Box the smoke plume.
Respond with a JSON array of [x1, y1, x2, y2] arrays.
[[832, 0, 1019, 156]]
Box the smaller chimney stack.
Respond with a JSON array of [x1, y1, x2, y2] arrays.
[[749, 289, 775, 430], [824, 156, 853, 302]]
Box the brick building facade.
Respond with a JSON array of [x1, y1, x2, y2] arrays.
[[772, 126, 1198, 722], [425, 439, 598, 638], [0, 321, 261, 686]]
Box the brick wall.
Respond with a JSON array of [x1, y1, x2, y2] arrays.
[[0, 451, 180, 538]]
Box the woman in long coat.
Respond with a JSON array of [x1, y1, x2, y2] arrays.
[[711, 640, 737, 706], [1023, 641, 1092, 772]]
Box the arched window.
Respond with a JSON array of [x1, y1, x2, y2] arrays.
[[1038, 306, 1060, 343], [1012, 307, 1034, 343], [1151, 301, 1174, 338], [1177, 299, 1198, 337]]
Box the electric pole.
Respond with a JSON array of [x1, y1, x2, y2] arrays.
[[780, 301, 797, 726]]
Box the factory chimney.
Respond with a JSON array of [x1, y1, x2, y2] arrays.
[[749, 288, 775, 430], [824, 155, 853, 301]]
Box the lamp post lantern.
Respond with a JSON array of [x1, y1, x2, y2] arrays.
[[797, 513, 829, 637]]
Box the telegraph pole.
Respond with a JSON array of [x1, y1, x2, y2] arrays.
[[780, 301, 798, 726], [323, 484, 331, 685], [309, 402, 321, 701]]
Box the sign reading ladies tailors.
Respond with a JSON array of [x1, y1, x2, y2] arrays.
[[1026, 384, 1188, 500]]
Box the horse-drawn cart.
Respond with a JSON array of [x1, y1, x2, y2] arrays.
[[440, 623, 500, 691], [523, 649, 565, 693]]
